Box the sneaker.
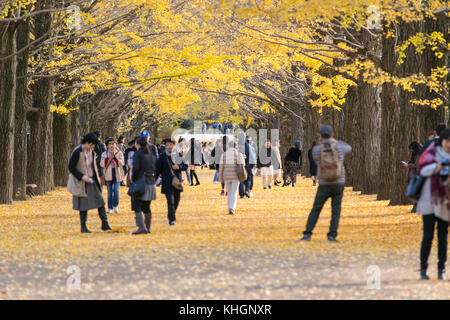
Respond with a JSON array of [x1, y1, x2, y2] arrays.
[[229, 209, 235, 215], [300, 234, 311, 241], [247, 192, 253, 198], [263, 187, 267, 190], [292, 183, 295, 187], [327, 235, 338, 242], [274, 181, 280, 186], [195, 182, 200, 186], [169, 221, 176, 226], [268, 185, 271, 189], [107, 209, 113, 214], [113, 206, 119, 213], [220, 190, 225, 196]]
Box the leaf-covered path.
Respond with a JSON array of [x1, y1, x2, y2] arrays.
[[0, 171, 448, 299]]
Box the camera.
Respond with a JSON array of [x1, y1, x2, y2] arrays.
[[440, 159, 450, 180]]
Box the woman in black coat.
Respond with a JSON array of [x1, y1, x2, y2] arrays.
[[131, 137, 157, 234], [68, 133, 111, 233]]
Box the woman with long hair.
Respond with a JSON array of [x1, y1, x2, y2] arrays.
[[131, 137, 157, 234], [100, 137, 125, 213]]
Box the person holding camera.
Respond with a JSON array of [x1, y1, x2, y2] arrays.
[[416, 129, 450, 280], [100, 137, 125, 214]]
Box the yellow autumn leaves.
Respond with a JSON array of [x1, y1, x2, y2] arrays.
[[0, 170, 421, 265]]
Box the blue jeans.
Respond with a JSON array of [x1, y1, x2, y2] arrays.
[[106, 180, 120, 209], [239, 166, 253, 196], [185, 168, 191, 184], [213, 170, 219, 183]]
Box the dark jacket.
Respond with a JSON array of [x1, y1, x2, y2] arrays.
[[94, 141, 106, 168], [285, 147, 302, 164], [68, 146, 101, 188], [132, 149, 157, 185], [155, 151, 188, 194]]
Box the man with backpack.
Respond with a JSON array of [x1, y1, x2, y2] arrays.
[[301, 125, 352, 242]]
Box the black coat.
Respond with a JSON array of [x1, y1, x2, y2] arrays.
[[155, 152, 188, 194], [132, 149, 157, 185]]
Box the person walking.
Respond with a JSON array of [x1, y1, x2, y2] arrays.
[[177, 138, 191, 185], [415, 129, 450, 280], [68, 133, 112, 233], [261, 140, 273, 189], [219, 139, 245, 215], [130, 137, 157, 235], [118, 135, 127, 186], [125, 138, 138, 212], [156, 138, 188, 226], [239, 135, 256, 198], [301, 125, 351, 242], [283, 141, 302, 187], [100, 137, 125, 214], [93, 131, 106, 188], [308, 141, 318, 186], [188, 138, 201, 186], [272, 140, 283, 186]]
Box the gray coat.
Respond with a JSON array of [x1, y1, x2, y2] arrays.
[[312, 139, 352, 185]]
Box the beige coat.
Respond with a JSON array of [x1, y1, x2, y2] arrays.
[[219, 149, 245, 183], [67, 146, 101, 198], [100, 150, 125, 182]]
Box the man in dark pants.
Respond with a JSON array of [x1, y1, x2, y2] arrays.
[[156, 138, 188, 226], [301, 125, 351, 242], [239, 136, 256, 198]]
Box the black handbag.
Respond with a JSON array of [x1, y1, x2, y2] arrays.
[[406, 175, 425, 201], [127, 174, 146, 197]]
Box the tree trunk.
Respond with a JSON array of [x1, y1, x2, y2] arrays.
[[28, 4, 54, 195], [389, 21, 422, 205], [0, 22, 17, 204], [13, 19, 30, 200], [378, 21, 401, 201], [53, 113, 71, 186]]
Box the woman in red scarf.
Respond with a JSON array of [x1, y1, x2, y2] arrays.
[[416, 129, 450, 280]]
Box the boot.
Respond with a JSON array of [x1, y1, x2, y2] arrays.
[[420, 268, 429, 280], [98, 207, 112, 231], [79, 212, 91, 233], [144, 213, 152, 233], [438, 268, 446, 280], [132, 212, 148, 235]]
